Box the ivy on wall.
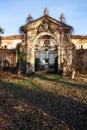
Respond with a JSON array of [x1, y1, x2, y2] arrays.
[[17, 43, 25, 74]]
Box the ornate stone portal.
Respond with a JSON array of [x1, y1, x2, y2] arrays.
[[22, 8, 75, 74]]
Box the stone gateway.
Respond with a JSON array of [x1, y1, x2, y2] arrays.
[[21, 8, 75, 74], [0, 8, 87, 74]]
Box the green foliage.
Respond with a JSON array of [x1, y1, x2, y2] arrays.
[[18, 44, 25, 65], [18, 49, 25, 64], [0, 26, 4, 35], [17, 44, 26, 74]]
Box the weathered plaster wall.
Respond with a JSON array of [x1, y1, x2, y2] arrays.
[[70, 35, 87, 49], [0, 35, 22, 49]]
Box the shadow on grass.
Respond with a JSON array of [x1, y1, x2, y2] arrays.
[[35, 74, 87, 90], [0, 79, 87, 130]]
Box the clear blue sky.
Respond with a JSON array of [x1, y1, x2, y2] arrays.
[[0, 0, 87, 36]]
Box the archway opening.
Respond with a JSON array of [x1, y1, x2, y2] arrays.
[[34, 35, 58, 73]]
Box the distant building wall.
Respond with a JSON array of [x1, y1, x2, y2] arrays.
[[0, 35, 87, 73], [75, 49, 87, 73], [0, 48, 17, 69], [70, 35, 87, 50], [0, 35, 22, 49]]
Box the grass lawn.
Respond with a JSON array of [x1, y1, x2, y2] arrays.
[[0, 72, 87, 130]]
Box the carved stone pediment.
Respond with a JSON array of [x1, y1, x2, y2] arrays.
[[37, 19, 58, 34]]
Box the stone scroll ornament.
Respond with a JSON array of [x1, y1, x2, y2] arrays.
[[38, 20, 49, 33]]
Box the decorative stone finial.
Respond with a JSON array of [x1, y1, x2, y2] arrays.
[[60, 13, 65, 22], [27, 14, 33, 23], [44, 8, 49, 16]]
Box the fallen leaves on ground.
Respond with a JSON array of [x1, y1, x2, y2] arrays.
[[0, 72, 87, 130], [0, 89, 70, 130]]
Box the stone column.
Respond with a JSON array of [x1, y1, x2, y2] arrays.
[[26, 38, 35, 74], [57, 32, 63, 73], [69, 50, 72, 65], [57, 46, 61, 72], [29, 46, 35, 73]]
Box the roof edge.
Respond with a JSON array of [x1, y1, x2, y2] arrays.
[[1, 35, 23, 40]]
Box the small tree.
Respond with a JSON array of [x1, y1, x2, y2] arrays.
[[0, 26, 4, 44], [0, 26, 4, 72], [0, 26, 4, 35]]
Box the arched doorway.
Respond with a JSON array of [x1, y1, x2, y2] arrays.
[[34, 34, 58, 72]]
